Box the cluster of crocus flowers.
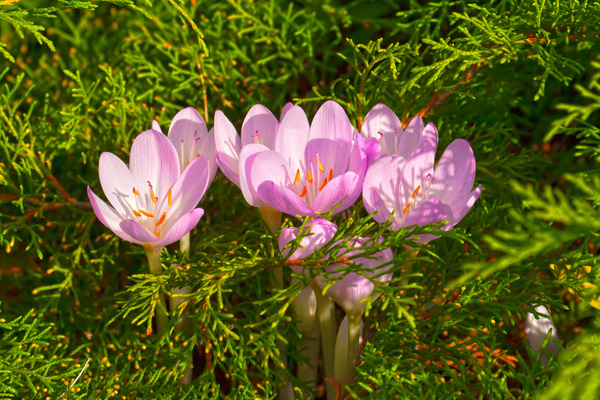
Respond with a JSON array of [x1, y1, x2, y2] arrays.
[[362, 104, 482, 242], [88, 101, 482, 395]]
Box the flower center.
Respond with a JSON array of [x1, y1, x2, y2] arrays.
[[251, 129, 263, 144], [129, 181, 173, 238], [292, 153, 333, 205], [398, 173, 433, 222]]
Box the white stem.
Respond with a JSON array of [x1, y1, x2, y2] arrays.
[[310, 279, 337, 400], [145, 247, 168, 336]]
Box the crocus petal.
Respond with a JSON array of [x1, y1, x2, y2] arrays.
[[257, 181, 315, 217], [152, 120, 163, 133], [400, 139, 435, 204], [120, 219, 161, 244], [241, 104, 278, 149], [155, 208, 205, 248], [421, 122, 439, 151], [334, 316, 364, 381], [318, 243, 392, 316], [450, 185, 482, 225], [88, 186, 141, 244], [430, 139, 476, 205], [279, 219, 338, 262], [200, 127, 218, 186], [239, 144, 272, 207], [98, 152, 137, 217], [400, 199, 454, 243], [214, 110, 242, 186], [362, 155, 406, 225], [396, 116, 424, 158], [129, 129, 179, 198], [275, 105, 310, 173], [343, 134, 368, 207], [525, 305, 561, 366], [167, 107, 209, 170], [364, 137, 381, 165], [167, 155, 210, 222], [280, 102, 294, 120], [361, 103, 402, 140], [307, 101, 353, 176], [311, 171, 359, 215]]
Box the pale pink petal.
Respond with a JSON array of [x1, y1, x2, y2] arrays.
[[275, 105, 310, 173], [129, 129, 179, 199], [199, 127, 218, 186], [155, 208, 205, 248], [400, 199, 454, 243], [430, 139, 476, 205], [98, 152, 136, 217], [450, 185, 482, 225], [362, 155, 406, 226], [279, 219, 337, 263], [88, 186, 140, 244], [120, 219, 160, 244], [166, 156, 210, 222], [306, 101, 353, 176], [344, 134, 368, 206], [239, 144, 272, 207], [167, 107, 209, 171], [241, 104, 278, 149], [420, 122, 439, 150], [396, 116, 424, 158], [280, 102, 294, 120], [214, 110, 242, 186], [152, 120, 163, 133], [364, 137, 381, 165], [400, 139, 435, 204], [361, 104, 402, 140], [257, 181, 315, 217], [311, 172, 360, 215]]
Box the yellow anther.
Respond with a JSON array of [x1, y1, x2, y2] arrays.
[[307, 171, 313, 184], [151, 190, 157, 204], [132, 187, 140, 195], [317, 158, 324, 173], [412, 185, 421, 199], [319, 178, 328, 191], [402, 203, 411, 214], [132, 210, 142, 217], [293, 169, 300, 185], [168, 188, 172, 206], [299, 186, 307, 198]]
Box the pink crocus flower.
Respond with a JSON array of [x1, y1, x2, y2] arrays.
[[362, 106, 481, 243], [87, 129, 211, 249], [214, 103, 293, 232], [234, 101, 368, 219], [152, 107, 217, 182], [280, 219, 393, 318], [314, 236, 393, 318], [361, 104, 437, 161]]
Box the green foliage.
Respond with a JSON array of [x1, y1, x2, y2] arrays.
[[0, 0, 599, 399]]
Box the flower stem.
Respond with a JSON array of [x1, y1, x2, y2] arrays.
[[258, 205, 282, 236], [343, 313, 362, 389], [177, 232, 193, 384], [310, 279, 337, 400], [146, 247, 168, 337], [292, 285, 319, 398]]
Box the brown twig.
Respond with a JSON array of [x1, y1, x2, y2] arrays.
[[195, 58, 234, 113], [195, 58, 210, 123]]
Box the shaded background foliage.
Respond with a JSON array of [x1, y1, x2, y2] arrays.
[[0, 0, 599, 398]]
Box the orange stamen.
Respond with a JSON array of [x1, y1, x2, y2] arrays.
[[138, 209, 155, 218], [317, 158, 324, 173], [155, 212, 167, 227], [402, 203, 411, 214], [132, 210, 142, 217], [412, 185, 421, 199], [168, 188, 172, 206], [293, 169, 300, 185], [151, 190, 157, 204], [328, 168, 333, 181], [299, 186, 307, 198], [307, 171, 313, 184], [319, 178, 328, 191], [133, 187, 140, 195]]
